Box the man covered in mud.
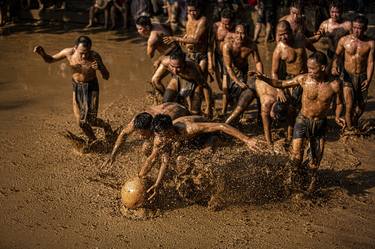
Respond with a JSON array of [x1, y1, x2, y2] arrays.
[[102, 102, 190, 167], [33, 36, 113, 145], [208, 8, 235, 90], [332, 15, 374, 130], [309, 1, 351, 62], [265, 20, 316, 144], [138, 114, 260, 199], [279, 1, 307, 35], [135, 15, 178, 65], [256, 52, 345, 195], [163, 0, 208, 74], [151, 48, 212, 116], [222, 23, 263, 124]]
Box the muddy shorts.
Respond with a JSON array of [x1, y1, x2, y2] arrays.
[[293, 114, 327, 163], [72, 78, 99, 124], [214, 49, 224, 76], [342, 70, 368, 108], [163, 75, 197, 104], [227, 66, 256, 105], [187, 51, 208, 65]]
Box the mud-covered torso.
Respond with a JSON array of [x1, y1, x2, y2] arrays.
[[67, 49, 98, 83], [300, 75, 337, 119], [278, 37, 308, 75], [342, 35, 373, 75], [185, 17, 208, 54]]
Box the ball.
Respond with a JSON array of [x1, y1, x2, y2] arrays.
[[121, 177, 146, 209]]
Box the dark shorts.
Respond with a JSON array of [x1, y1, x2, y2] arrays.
[[227, 67, 256, 105], [293, 114, 327, 163], [214, 49, 224, 76], [163, 75, 197, 104], [342, 70, 368, 107], [187, 51, 208, 65], [257, 7, 275, 24], [72, 78, 99, 124]]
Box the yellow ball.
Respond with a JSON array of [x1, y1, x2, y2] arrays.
[[121, 177, 146, 209]]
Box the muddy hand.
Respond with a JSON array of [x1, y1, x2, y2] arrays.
[[335, 117, 346, 128], [246, 139, 261, 152], [91, 60, 98, 70], [276, 90, 287, 103], [100, 157, 114, 171], [33, 45, 44, 54], [361, 79, 369, 92], [146, 184, 158, 201]]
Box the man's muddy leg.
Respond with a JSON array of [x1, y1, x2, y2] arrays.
[[307, 138, 325, 193], [163, 78, 179, 103], [225, 89, 255, 124], [191, 85, 202, 115], [343, 86, 354, 129], [286, 138, 304, 192], [72, 93, 96, 142]]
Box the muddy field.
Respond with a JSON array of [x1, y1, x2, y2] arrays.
[[1, 27, 375, 249]]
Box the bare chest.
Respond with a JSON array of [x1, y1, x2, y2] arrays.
[[344, 38, 370, 57], [303, 82, 333, 103]]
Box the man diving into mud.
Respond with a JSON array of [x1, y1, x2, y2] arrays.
[[256, 52, 345, 195], [138, 114, 260, 199], [102, 102, 190, 168], [33, 36, 113, 146]]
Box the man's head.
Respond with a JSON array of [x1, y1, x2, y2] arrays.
[[220, 8, 233, 30], [329, 0, 343, 22], [187, 0, 200, 20], [276, 20, 292, 43], [234, 24, 247, 44], [133, 112, 154, 137], [151, 114, 174, 135], [136, 16, 152, 37], [307, 51, 327, 79], [352, 15, 368, 38], [168, 48, 186, 75], [289, 1, 303, 23], [74, 36, 92, 60]]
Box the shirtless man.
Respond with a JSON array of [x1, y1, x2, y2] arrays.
[[102, 102, 190, 167], [135, 15, 178, 64], [332, 15, 374, 130], [34, 36, 113, 144], [138, 114, 259, 199], [163, 0, 208, 74], [309, 1, 351, 61], [208, 8, 235, 90], [222, 23, 263, 124], [279, 1, 306, 35], [86, 0, 111, 29], [267, 20, 316, 143], [151, 48, 212, 116], [257, 52, 345, 194]]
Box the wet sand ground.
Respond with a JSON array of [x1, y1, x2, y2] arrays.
[[1, 29, 375, 249]]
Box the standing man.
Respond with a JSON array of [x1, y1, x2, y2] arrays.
[[208, 8, 235, 90], [267, 20, 316, 143], [279, 1, 307, 35], [309, 1, 351, 62], [332, 15, 374, 130], [222, 23, 263, 124], [253, 0, 277, 43], [33, 36, 113, 144], [257, 52, 345, 194]]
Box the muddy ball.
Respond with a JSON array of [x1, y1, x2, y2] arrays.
[[121, 177, 146, 209]]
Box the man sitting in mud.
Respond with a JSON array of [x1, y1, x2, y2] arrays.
[[138, 114, 260, 199], [33, 36, 113, 146], [332, 15, 374, 130], [256, 51, 345, 195], [222, 23, 263, 124], [309, 0, 351, 63], [208, 8, 235, 90], [151, 48, 212, 116], [102, 102, 190, 168], [266, 20, 316, 143]]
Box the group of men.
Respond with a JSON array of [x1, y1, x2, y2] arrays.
[[33, 0, 374, 204]]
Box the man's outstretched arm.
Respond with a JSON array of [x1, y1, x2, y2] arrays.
[[256, 73, 301, 89], [33, 46, 69, 64], [139, 136, 163, 178]]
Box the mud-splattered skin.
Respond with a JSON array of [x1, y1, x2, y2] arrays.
[[279, 6, 305, 35], [137, 23, 173, 59], [104, 103, 190, 167], [309, 6, 352, 51], [139, 115, 258, 199], [33, 44, 109, 82], [333, 21, 375, 129]]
